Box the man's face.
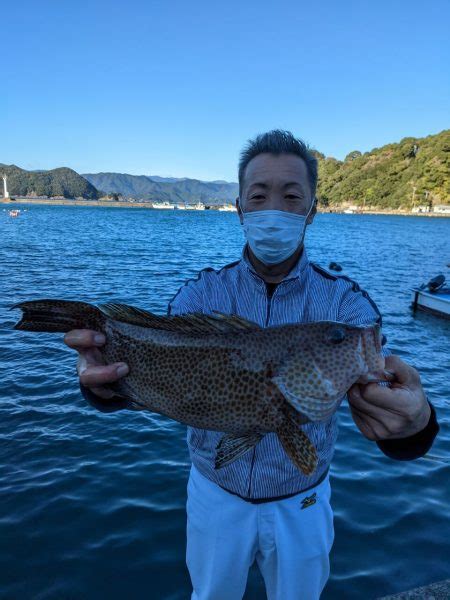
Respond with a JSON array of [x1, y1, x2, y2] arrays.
[[236, 153, 316, 224]]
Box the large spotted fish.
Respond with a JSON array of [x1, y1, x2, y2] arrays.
[[12, 299, 388, 475]]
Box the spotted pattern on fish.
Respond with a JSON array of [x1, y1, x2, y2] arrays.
[[11, 299, 386, 476]]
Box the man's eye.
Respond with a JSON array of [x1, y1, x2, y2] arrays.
[[286, 195, 301, 201], [250, 195, 265, 200]]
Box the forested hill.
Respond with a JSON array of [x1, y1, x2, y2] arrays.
[[315, 129, 449, 209], [84, 130, 448, 208], [82, 172, 238, 204], [0, 164, 100, 200], [1, 130, 448, 207]]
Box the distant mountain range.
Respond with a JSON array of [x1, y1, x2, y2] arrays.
[[1, 129, 448, 208], [82, 172, 238, 204]]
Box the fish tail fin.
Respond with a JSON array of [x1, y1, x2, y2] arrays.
[[276, 415, 318, 476], [11, 299, 105, 333]]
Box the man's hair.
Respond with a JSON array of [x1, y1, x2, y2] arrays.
[[238, 129, 318, 198]]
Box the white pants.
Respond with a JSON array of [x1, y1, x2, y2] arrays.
[[186, 463, 334, 600]]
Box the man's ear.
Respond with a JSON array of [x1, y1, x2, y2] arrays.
[[306, 196, 317, 225], [235, 197, 244, 224]]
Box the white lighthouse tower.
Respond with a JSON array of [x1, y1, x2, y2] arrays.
[[2, 174, 10, 199]]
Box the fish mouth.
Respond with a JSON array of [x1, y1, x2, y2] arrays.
[[357, 369, 391, 384], [357, 367, 396, 384], [356, 325, 388, 384]]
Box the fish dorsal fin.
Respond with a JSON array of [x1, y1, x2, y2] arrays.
[[98, 303, 260, 334], [210, 310, 260, 331]]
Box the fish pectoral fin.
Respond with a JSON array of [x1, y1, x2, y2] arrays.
[[276, 418, 318, 476], [98, 303, 260, 335], [214, 432, 263, 469], [273, 357, 340, 421]]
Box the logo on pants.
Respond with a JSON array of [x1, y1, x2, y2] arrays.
[[301, 492, 317, 509]]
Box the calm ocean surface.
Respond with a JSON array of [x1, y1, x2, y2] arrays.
[[1, 205, 449, 599]]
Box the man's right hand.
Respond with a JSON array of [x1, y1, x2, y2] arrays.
[[64, 329, 129, 400]]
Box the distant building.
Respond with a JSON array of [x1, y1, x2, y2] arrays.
[[1, 175, 10, 198], [342, 204, 360, 214], [412, 205, 430, 213], [433, 204, 450, 214]]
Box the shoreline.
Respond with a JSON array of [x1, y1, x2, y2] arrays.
[[1, 197, 449, 217]]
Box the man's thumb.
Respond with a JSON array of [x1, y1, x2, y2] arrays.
[[384, 354, 420, 386]]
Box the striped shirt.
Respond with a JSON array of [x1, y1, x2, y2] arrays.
[[167, 244, 389, 500]]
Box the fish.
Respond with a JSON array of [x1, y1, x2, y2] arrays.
[[11, 299, 388, 476]]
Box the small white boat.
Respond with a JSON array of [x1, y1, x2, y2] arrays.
[[152, 201, 175, 210], [411, 275, 450, 319], [174, 204, 187, 210], [186, 202, 205, 211], [218, 204, 235, 212]]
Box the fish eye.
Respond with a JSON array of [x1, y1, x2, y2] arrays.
[[328, 327, 346, 344]]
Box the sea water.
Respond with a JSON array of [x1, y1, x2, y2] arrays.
[[1, 206, 449, 599]]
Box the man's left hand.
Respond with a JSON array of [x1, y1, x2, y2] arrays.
[[348, 355, 430, 441]]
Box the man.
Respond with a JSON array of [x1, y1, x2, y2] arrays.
[[65, 130, 439, 600]]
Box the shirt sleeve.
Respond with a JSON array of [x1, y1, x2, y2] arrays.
[[337, 280, 440, 460], [375, 399, 439, 460], [167, 272, 205, 316], [337, 279, 383, 327]]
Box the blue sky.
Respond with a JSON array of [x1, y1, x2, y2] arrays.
[[2, 0, 449, 181]]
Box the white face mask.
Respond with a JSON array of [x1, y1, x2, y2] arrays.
[[241, 202, 314, 265]]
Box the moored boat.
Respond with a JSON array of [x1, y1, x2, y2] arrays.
[[187, 202, 205, 210], [152, 201, 175, 210], [411, 274, 450, 319]]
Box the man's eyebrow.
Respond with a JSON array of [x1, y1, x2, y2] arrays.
[[246, 181, 307, 193], [282, 182, 306, 191], [247, 182, 269, 190]]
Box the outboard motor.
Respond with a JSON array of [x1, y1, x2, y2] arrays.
[[329, 262, 343, 272], [427, 274, 445, 293], [412, 273, 446, 314]]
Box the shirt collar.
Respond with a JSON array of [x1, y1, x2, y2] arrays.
[[240, 243, 310, 283]]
